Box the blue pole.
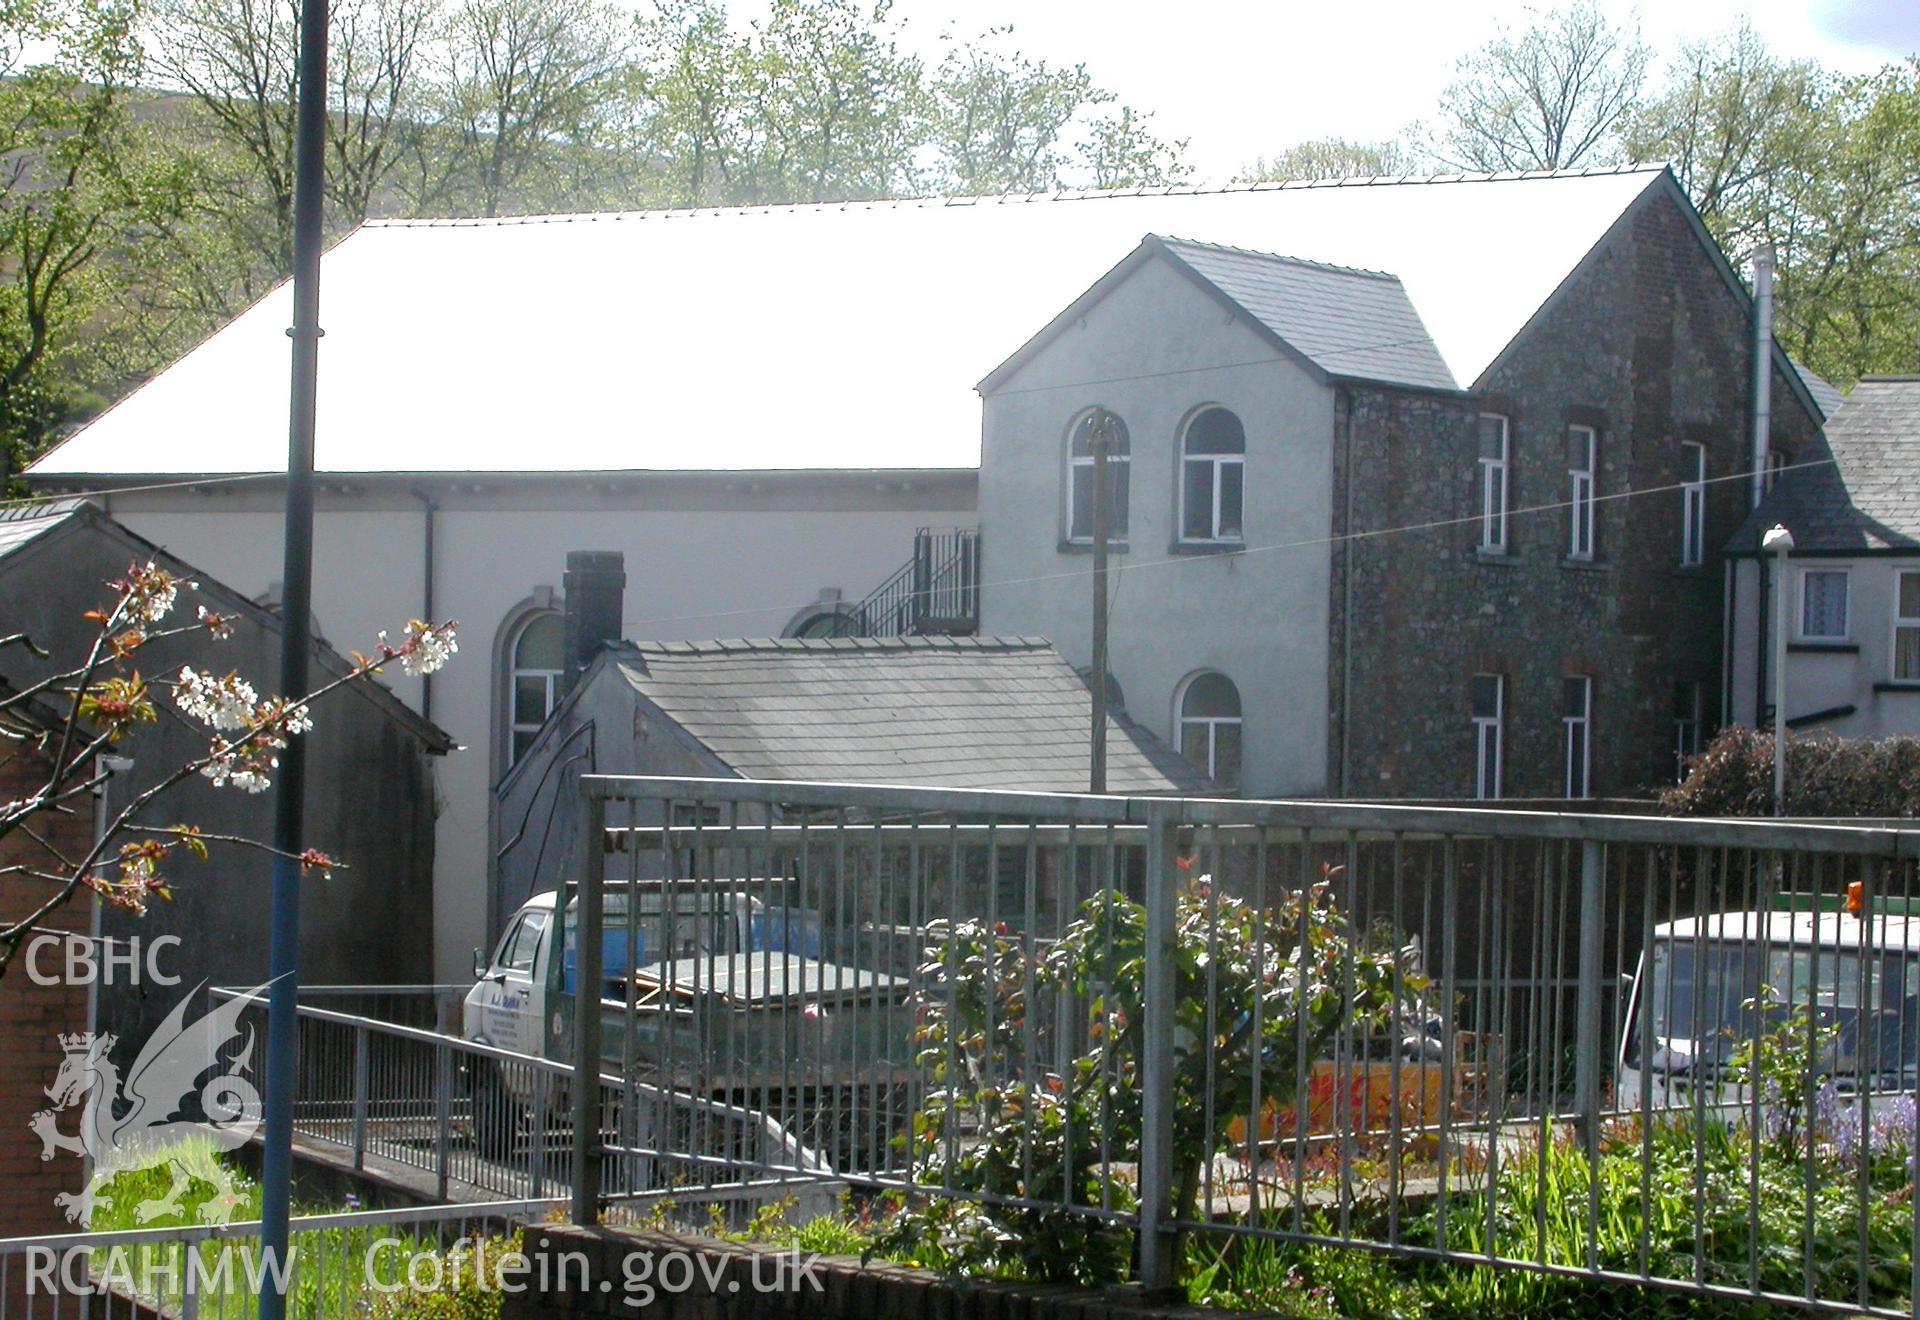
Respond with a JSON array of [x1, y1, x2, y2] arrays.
[[260, 0, 328, 1305]]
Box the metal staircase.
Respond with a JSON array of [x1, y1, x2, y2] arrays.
[[839, 527, 980, 638]]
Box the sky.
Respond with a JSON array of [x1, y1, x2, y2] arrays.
[[812, 0, 1920, 184]]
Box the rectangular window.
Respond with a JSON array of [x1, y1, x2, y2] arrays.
[[1766, 448, 1791, 492], [1562, 675, 1591, 799], [1799, 568, 1850, 640], [1471, 673, 1503, 800], [1478, 414, 1509, 553], [1673, 680, 1702, 781], [1068, 455, 1130, 541], [1680, 442, 1706, 567], [1897, 571, 1920, 682], [1567, 425, 1596, 559]]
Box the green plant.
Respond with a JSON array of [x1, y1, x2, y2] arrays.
[[877, 865, 1417, 1285]]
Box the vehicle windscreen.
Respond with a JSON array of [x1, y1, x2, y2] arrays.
[[1629, 937, 1920, 1079], [559, 891, 826, 993]]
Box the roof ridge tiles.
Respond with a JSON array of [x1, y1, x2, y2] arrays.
[[361, 165, 1671, 230], [1154, 234, 1401, 281]]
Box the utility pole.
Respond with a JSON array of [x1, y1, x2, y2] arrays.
[[1089, 409, 1111, 794], [260, 0, 329, 1308]]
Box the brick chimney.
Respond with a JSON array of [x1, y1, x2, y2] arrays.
[[562, 551, 626, 695]]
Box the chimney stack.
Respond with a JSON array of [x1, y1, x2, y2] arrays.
[[562, 551, 626, 695]]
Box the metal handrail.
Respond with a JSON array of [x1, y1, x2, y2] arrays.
[[580, 773, 1920, 856]]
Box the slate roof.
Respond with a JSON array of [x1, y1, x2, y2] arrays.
[[1731, 377, 1920, 554], [30, 168, 1689, 478], [609, 636, 1216, 795], [0, 497, 85, 558], [994, 234, 1458, 393]]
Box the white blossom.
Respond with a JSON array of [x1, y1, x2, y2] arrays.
[[130, 562, 177, 623], [201, 750, 274, 793], [175, 668, 258, 731], [398, 621, 459, 677], [197, 605, 235, 640]]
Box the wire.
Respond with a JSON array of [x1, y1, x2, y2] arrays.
[[613, 454, 1836, 634], [0, 471, 281, 511]]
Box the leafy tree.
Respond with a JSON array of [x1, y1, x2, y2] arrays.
[[0, 0, 144, 481], [430, 0, 632, 217], [1425, 0, 1650, 171], [1627, 28, 1920, 384], [630, 0, 922, 207], [1235, 136, 1416, 183], [880, 867, 1415, 1283]]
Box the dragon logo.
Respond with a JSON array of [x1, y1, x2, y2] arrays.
[[31, 982, 267, 1226]]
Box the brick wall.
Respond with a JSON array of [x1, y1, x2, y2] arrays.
[[1328, 182, 1824, 800], [0, 737, 96, 1237], [506, 1224, 1264, 1320]]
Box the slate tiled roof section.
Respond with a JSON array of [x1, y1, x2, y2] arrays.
[[0, 498, 84, 559], [29, 167, 1676, 477], [1793, 360, 1845, 421], [1157, 237, 1457, 392], [613, 636, 1216, 795], [1730, 377, 1920, 554]]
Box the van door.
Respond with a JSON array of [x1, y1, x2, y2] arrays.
[[481, 909, 549, 1054]]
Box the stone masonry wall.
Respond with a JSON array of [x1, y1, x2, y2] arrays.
[[1328, 182, 1824, 799]]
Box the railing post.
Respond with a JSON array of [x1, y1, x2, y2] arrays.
[[351, 1023, 369, 1171], [1138, 804, 1179, 1293], [435, 1037, 453, 1200], [529, 1066, 549, 1199], [1573, 838, 1604, 1154], [572, 791, 606, 1225]]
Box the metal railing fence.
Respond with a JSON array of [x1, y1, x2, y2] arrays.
[[573, 774, 1920, 1316], [206, 990, 832, 1210]]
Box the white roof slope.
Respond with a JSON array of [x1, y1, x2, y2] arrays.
[[32, 168, 1667, 477]]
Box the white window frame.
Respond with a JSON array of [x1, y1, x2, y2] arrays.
[[1680, 442, 1707, 567], [1896, 569, 1920, 683], [507, 612, 565, 767], [1065, 411, 1130, 544], [1471, 674, 1504, 801], [1567, 425, 1596, 560], [1562, 675, 1592, 799], [1478, 413, 1509, 554], [1178, 410, 1245, 545], [1673, 680, 1702, 782], [1176, 671, 1243, 789], [1796, 567, 1851, 642]]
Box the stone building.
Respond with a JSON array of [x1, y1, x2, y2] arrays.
[[978, 167, 1830, 799]]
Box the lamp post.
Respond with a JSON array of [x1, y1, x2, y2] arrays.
[[1762, 523, 1795, 815]]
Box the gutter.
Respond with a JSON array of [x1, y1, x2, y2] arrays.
[[412, 485, 438, 723], [1337, 386, 1354, 797]]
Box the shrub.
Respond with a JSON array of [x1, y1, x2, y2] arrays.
[[1663, 725, 1920, 818]]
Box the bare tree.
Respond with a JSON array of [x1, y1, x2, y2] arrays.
[[430, 0, 632, 217], [1426, 1, 1650, 172], [145, 0, 440, 268]]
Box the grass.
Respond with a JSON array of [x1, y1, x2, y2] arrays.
[[81, 1138, 513, 1320]]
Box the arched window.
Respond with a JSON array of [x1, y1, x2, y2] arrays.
[[1180, 407, 1245, 543], [1178, 671, 1242, 790], [1066, 409, 1130, 542], [507, 612, 565, 766], [791, 610, 854, 638]]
